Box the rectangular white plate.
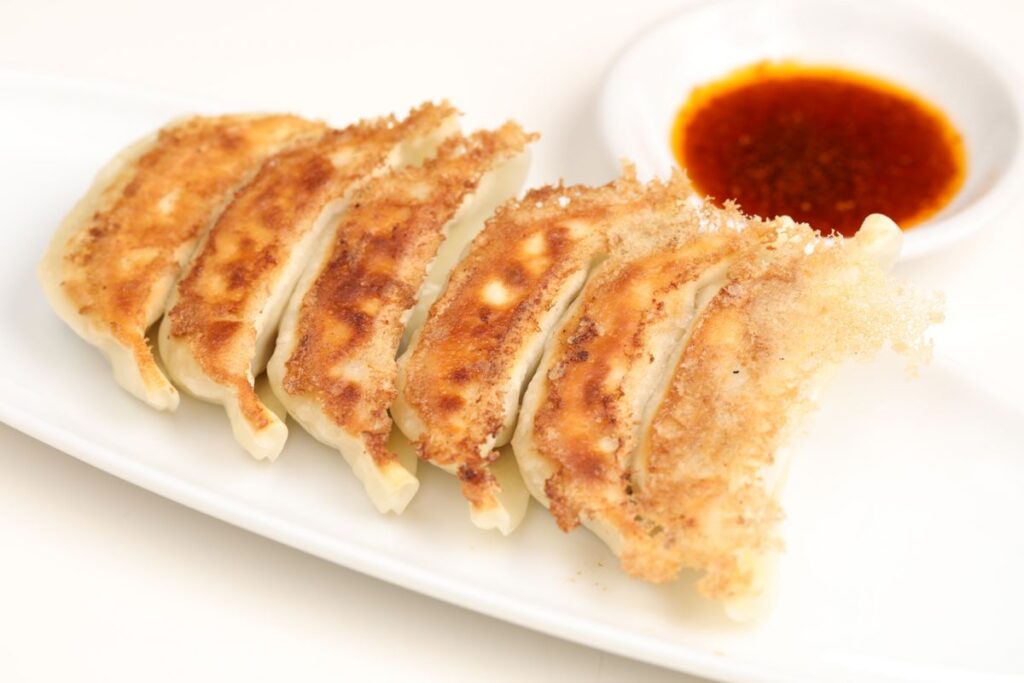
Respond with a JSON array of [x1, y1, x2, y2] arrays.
[[1, 71, 1021, 683]]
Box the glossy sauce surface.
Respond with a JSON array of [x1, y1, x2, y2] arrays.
[[673, 63, 965, 236]]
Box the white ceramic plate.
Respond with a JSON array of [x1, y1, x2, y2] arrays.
[[2, 71, 1023, 683], [599, 0, 1024, 261]]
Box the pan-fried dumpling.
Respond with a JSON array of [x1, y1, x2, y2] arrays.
[[513, 199, 943, 617], [39, 114, 327, 410], [268, 123, 536, 514], [391, 171, 702, 532], [158, 103, 459, 460]]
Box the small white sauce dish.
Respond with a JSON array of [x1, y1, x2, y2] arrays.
[[599, 0, 1024, 260]]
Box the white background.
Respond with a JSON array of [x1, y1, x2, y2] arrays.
[[1, 0, 1020, 681]]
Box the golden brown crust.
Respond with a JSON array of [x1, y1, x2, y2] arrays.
[[534, 237, 751, 530], [636, 230, 941, 597], [398, 180, 618, 509], [520, 204, 943, 601], [51, 114, 326, 403], [398, 170, 709, 512], [164, 103, 458, 441], [279, 123, 535, 470]]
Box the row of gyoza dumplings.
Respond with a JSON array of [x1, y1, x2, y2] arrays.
[[39, 103, 941, 612], [40, 102, 528, 508]]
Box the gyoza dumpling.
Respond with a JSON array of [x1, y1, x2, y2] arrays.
[[267, 123, 535, 514], [39, 114, 327, 409], [391, 170, 696, 533], [158, 103, 458, 460], [513, 199, 943, 618]]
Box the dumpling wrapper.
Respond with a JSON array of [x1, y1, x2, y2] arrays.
[[159, 103, 459, 460], [39, 114, 327, 410], [513, 202, 943, 619], [392, 170, 712, 533], [268, 123, 536, 515]]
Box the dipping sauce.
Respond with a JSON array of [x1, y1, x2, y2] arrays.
[[672, 62, 965, 236]]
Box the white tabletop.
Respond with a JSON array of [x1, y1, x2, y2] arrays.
[[1, 0, 1019, 680]]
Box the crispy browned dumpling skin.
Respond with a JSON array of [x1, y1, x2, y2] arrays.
[[268, 123, 535, 513], [392, 171, 710, 525], [39, 115, 327, 409], [529, 235, 753, 535], [632, 221, 940, 599], [159, 103, 458, 460], [514, 206, 944, 610]]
